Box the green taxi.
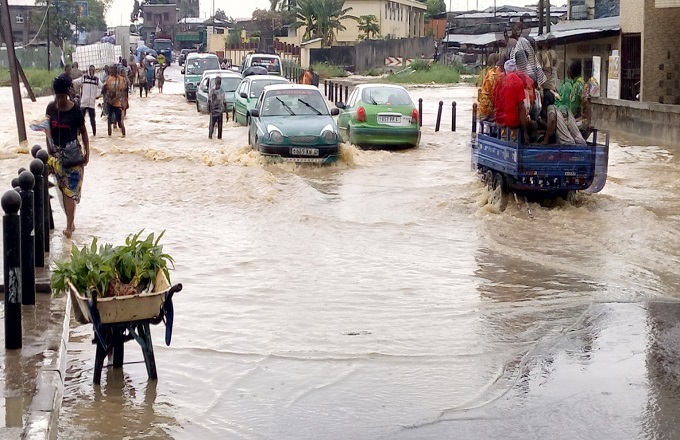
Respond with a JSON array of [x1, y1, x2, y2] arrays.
[[233, 75, 289, 125], [336, 84, 421, 149], [196, 70, 243, 114], [182, 53, 220, 102]]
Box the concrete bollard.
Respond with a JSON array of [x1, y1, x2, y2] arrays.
[[435, 101, 443, 132], [452, 101, 457, 132], [18, 171, 35, 306], [418, 98, 423, 127], [2, 190, 22, 349], [472, 103, 478, 133], [30, 159, 44, 268], [36, 150, 52, 253]]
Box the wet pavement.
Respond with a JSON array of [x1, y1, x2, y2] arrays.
[[0, 64, 680, 439]]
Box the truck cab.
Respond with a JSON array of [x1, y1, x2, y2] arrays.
[[153, 38, 173, 66]]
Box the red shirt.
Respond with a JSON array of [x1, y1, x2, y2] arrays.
[[494, 73, 525, 128]]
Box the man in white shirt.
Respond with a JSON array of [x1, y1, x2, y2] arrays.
[[73, 65, 103, 136]]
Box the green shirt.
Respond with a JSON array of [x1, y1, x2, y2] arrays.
[[569, 76, 585, 117], [557, 78, 573, 111]]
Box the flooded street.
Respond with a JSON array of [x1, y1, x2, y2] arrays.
[[1, 65, 680, 439]]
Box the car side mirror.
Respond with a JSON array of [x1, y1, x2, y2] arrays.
[[201, 86, 208, 92], [240, 92, 247, 99], [249, 109, 260, 118], [181, 68, 185, 74], [335, 102, 345, 109], [331, 108, 340, 116]]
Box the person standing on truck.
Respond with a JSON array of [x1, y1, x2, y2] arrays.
[[495, 59, 535, 144], [540, 92, 586, 145], [72, 65, 102, 136], [208, 76, 226, 140]]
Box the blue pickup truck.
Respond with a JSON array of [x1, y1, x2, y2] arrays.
[[471, 120, 609, 211]]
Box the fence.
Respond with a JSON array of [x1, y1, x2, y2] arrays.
[[0, 44, 62, 70]]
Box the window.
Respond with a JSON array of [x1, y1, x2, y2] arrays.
[[15, 14, 23, 24], [385, 3, 388, 19], [163, 12, 169, 21]]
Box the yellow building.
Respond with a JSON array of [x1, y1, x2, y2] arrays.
[[283, 0, 427, 45]]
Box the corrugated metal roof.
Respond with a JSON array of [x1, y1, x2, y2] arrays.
[[9, 0, 37, 7], [444, 16, 620, 46]]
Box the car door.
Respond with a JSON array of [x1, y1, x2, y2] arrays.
[[197, 77, 210, 112], [338, 89, 358, 140], [234, 80, 248, 124], [249, 92, 266, 148]]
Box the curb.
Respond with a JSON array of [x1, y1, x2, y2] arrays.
[[21, 292, 71, 440]]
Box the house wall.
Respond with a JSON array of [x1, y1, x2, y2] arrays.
[[592, 97, 680, 145], [336, 0, 426, 42], [620, 0, 644, 32], [641, 0, 680, 103]]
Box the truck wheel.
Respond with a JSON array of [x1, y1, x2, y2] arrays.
[[566, 190, 578, 205], [484, 170, 493, 190], [491, 173, 509, 212]]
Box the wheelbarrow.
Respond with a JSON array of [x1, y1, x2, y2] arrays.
[[69, 271, 182, 385]]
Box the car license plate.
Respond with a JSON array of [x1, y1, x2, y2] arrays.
[[291, 147, 319, 156], [378, 115, 402, 124]]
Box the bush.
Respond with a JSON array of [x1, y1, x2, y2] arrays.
[[409, 59, 430, 71], [311, 62, 347, 79], [381, 64, 461, 85], [362, 68, 383, 76], [0, 68, 56, 91]]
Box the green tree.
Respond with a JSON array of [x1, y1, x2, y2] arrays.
[[357, 14, 379, 40], [34, 0, 110, 48], [425, 0, 446, 20], [290, 0, 356, 46]]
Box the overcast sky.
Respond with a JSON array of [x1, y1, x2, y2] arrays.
[[105, 0, 538, 27]]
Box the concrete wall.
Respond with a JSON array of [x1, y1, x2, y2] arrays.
[[592, 97, 680, 144], [620, 0, 644, 32], [641, 0, 680, 103], [353, 36, 433, 71]]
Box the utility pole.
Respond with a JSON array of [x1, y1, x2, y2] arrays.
[[0, 0, 28, 144], [538, 0, 544, 35], [46, 0, 50, 71], [546, 0, 551, 33]]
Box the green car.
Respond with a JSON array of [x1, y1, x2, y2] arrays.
[[247, 84, 341, 163], [336, 84, 421, 149], [196, 70, 243, 114], [182, 53, 220, 102], [233, 75, 290, 126]]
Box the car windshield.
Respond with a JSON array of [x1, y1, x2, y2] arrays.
[[262, 90, 328, 116], [154, 41, 172, 50], [251, 57, 281, 74], [186, 58, 219, 75], [213, 76, 241, 92], [361, 87, 412, 106], [250, 79, 288, 98]]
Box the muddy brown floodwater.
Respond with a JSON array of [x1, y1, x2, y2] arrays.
[[0, 65, 679, 439]]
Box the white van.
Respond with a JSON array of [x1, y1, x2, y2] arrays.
[[240, 53, 282, 76]]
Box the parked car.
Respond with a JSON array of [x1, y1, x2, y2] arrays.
[[233, 75, 290, 125], [195, 70, 243, 114], [247, 84, 341, 163], [240, 53, 283, 76], [178, 49, 196, 66], [182, 53, 220, 101], [335, 84, 420, 149]]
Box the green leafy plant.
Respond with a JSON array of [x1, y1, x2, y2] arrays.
[[51, 231, 174, 298]]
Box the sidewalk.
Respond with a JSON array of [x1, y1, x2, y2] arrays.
[[0, 253, 70, 439]]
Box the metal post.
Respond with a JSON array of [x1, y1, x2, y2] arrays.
[[418, 98, 423, 127], [435, 101, 443, 132], [18, 171, 35, 306], [452, 101, 457, 132], [47, 1, 50, 71], [472, 103, 478, 133], [2, 190, 22, 349], [328, 81, 333, 101], [546, 0, 551, 33], [538, 0, 544, 35], [334, 83, 339, 103], [338, 84, 343, 103], [344, 85, 348, 102], [324, 80, 327, 96], [30, 159, 44, 268], [0, 0, 28, 144]]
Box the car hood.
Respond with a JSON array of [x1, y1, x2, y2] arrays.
[[259, 116, 337, 135]]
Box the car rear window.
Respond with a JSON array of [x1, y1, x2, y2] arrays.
[[361, 87, 412, 106], [250, 79, 288, 98], [251, 57, 281, 74], [216, 76, 241, 92], [262, 89, 329, 116]]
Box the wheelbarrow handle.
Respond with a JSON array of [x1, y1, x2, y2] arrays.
[[166, 283, 182, 303]]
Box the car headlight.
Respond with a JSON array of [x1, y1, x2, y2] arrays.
[[269, 130, 283, 143], [322, 130, 336, 142]]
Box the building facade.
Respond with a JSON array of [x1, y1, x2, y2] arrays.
[[142, 3, 179, 41], [619, 0, 680, 103], [2, 0, 39, 46]]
